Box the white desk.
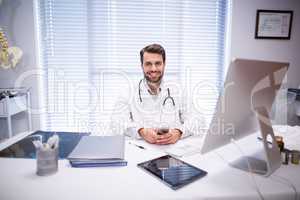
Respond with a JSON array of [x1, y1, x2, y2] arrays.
[[0, 126, 300, 200]]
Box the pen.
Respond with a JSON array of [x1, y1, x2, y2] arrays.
[[129, 142, 145, 150], [129, 111, 133, 121], [257, 137, 272, 145], [135, 144, 145, 150]]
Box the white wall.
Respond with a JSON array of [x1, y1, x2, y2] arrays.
[[230, 0, 300, 125], [0, 0, 40, 138], [230, 0, 300, 89]]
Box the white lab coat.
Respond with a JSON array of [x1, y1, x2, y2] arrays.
[[110, 78, 205, 139]]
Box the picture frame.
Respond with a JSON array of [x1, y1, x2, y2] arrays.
[[255, 10, 293, 39]]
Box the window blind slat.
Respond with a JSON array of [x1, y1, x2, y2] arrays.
[[36, 0, 230, 132]]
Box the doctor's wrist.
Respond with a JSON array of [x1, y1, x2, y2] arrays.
[[138, 128, 144, 137], [174, 128, 182, 135]]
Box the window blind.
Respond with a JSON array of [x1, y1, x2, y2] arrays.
[[36, 0, 231, 132]]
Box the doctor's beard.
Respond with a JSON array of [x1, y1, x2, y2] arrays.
[[144, 71, 164, 83]]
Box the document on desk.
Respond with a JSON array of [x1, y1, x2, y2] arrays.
[[67, 135, 127, 167], [165, 136, 203, 157], [165, 143, 201, 157], [129, 136, 204, 157]]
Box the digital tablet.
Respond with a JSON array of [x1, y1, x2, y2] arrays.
[[137, 155, 207, 190]]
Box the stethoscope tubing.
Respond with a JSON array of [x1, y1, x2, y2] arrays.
[[134, 79, 183, 124], [138, 79, 175, 106]]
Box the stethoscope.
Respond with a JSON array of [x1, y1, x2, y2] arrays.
[[133, 79, 183, 124], [138, 79, 175, 106]]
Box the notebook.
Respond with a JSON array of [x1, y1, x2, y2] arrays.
[[67, 135, 126, 167]]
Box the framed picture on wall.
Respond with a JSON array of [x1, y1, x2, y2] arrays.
[[255, 10, 293, 39]]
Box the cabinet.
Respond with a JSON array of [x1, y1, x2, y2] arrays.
[[0, 91, 32, 138]]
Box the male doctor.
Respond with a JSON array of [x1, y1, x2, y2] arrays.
[[111, 44, 201, 144]]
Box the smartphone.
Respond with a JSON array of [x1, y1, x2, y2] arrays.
[[157, 128, 169, 135]]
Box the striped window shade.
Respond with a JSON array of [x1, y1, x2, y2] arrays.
[[35, 0, 231, 132]]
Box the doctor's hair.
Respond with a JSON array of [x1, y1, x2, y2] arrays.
[[140, 43, 166, 65]]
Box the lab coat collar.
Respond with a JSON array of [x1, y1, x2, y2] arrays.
[[142, 78, 165, 95]]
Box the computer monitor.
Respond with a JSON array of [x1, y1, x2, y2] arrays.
[[200, 58, 289, 176]]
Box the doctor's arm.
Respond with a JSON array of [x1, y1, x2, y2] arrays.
[[110, 89, 160, 141], [152, 91, 204, 145], [110, 89, 141, 138]]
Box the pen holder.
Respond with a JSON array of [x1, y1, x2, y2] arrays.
[[36, 146, 59, 176], [291, 150, 300, 165]]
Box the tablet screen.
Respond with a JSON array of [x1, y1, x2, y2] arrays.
[[138, 155, 207, 190]]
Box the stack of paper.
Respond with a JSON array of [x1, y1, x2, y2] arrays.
[[128, 135, 204, 157], [164, 136, 204, 157], [67, 135, 127, 167], [165, 144, 201, 157]]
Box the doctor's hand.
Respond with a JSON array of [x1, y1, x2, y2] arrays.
[[138, 128, 160, 144], [155, 129, 182, 145]]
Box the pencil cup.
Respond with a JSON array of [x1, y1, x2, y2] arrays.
[[36, 146, 58, 176]]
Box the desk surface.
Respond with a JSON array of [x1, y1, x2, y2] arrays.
[[0, 126, 300, 200]]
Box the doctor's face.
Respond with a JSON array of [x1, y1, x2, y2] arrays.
[[142, 52, 165, 83]]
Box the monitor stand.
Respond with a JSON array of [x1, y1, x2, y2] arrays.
[[229, 107, 281, 177]]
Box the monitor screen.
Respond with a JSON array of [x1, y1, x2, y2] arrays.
[[201, 58, 289, 154]]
